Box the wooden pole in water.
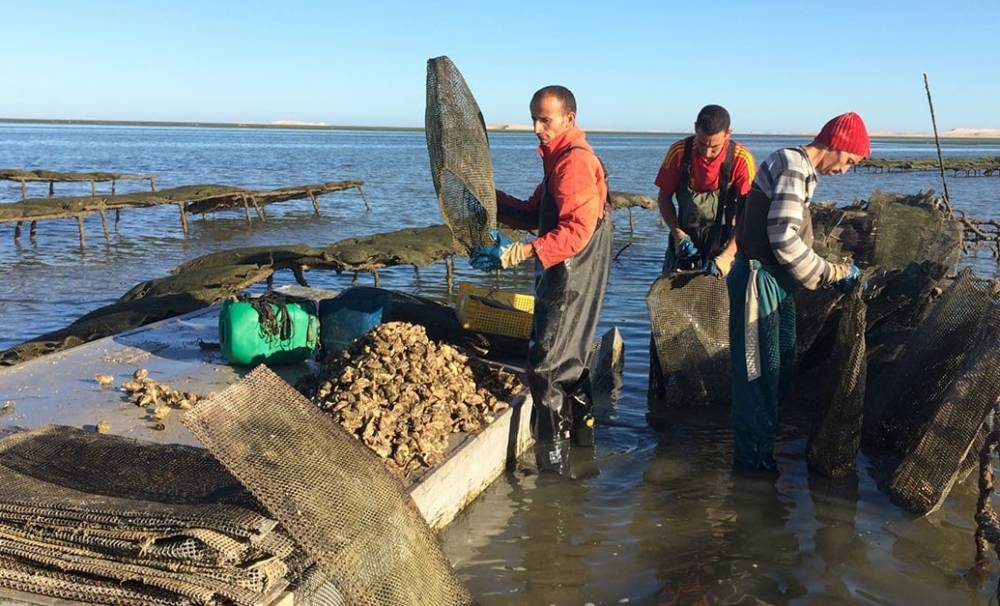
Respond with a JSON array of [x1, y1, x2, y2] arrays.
[[90, 180, 96, 196], [250, 196, 266, 222], [114, 209, 121, 231], [923, 73, 953, 215], [29, 221, 37, 240], [241, 195, 253, 224], [352, 272, 359, 286], [177, 203, 190, 234], [48, 181, 54, 197], [308, 191, 321, 216], [149, 176, 157, 192], [111, 180, 116, 195], [14, 222, 21, 241], [356, 185, 371, 211], [20, 181, 26, 199], [373, 270, 381, 287], [76, 215, 85, 249], [98, 209, 110, 242]]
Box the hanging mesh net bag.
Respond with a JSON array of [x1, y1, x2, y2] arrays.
[[425, 56, 497, 252]]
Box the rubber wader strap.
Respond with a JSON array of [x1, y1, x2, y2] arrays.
[[679, 136, 695, 225], [708, 141, 737, 254]]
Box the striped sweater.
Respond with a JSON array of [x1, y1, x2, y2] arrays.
[[753, 147, 847, 290]]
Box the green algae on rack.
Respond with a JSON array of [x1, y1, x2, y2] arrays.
[[0, 224, 461, 366], [1, 169, 158, 241], [0, 169, 157, 197], [0, 181, 368, 247], [857, 157, 1000, 176]]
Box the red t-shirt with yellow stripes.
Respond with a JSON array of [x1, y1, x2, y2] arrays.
[[654, 138, 756, 196]]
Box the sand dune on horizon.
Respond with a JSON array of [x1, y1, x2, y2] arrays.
[[486, 123, 1000, 138]]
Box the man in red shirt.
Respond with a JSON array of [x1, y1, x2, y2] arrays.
[[471, 85, 612, 475], [655, 105, 756, 276]]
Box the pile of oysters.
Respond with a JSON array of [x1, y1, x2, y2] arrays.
[[303, 322, 522, 477], [120, 368, 205, 428]]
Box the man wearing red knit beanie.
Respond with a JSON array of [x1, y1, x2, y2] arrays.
[[728, 112, 870, 470]]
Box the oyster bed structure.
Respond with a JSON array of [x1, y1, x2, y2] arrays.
[[301, 322, 522, 478]]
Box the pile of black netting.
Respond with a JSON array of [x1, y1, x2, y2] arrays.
[[647, 191, 1000, 513]]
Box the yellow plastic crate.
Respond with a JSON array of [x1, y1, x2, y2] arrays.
[[456, 282, 535, 339]]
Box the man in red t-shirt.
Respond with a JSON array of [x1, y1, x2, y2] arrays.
[[655, 105, 755, 276]]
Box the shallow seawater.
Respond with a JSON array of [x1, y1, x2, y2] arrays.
[[1, 125, 999, 604]]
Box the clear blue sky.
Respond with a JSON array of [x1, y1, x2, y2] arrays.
[[2, 0, 996, 132]]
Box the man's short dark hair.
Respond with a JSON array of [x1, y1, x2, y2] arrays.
[[695, 105, 731, 134], [531, 85, 577, 113]]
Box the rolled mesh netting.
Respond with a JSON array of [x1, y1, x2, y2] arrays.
[[646, 272, 731, 410], [425, 55, 496, 253], [807, 283, 868, 478], [182, 365, 472, 606], [0, 425, 299, 605]]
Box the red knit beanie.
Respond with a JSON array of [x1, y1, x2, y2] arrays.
[[815, 112, 871, 158]]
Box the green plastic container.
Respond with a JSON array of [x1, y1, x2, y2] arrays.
[[219, 299, 319, 366]]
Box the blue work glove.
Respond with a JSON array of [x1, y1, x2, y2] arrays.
[[705, 259, 720, 277], [676, 234, 699, 263], [469, 229, 515, 271], [705, 252, 735, 278], [832, 264, 862, 294]]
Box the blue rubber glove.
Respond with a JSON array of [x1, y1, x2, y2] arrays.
[[705, 259, 721, 277], [469, 229, 515, 271], [705, 252, 735, 278], [832, 264, 862, 294], [676, 235, 699, 263]]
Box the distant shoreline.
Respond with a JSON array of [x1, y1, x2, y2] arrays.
[[2, 117, 999, 140]]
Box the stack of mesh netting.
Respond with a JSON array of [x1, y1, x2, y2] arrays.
[[425, 55, 496, 252], [0, 425, 306, 605], [183, 365, 471, 606], [0, 368, 472, 605], [646, 191, 1000, 503]]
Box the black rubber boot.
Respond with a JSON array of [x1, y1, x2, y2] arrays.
[[533, 405, 573, 476], [567, 370, 595, 447]]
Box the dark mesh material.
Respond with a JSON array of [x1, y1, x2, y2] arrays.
[[884, 272, 1000, 513], [425, 56, 497, 252], [182, 365, 472, 606], [876, 271, 996, 454], [0, 426, 300, 605], [647, 273, 731, 409], [867, 191, 964, 270], [807, 284, 868, 477], [808, 192, 964, 271]]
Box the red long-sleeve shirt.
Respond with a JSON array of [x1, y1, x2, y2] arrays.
[[495, 127, 607, 269]]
